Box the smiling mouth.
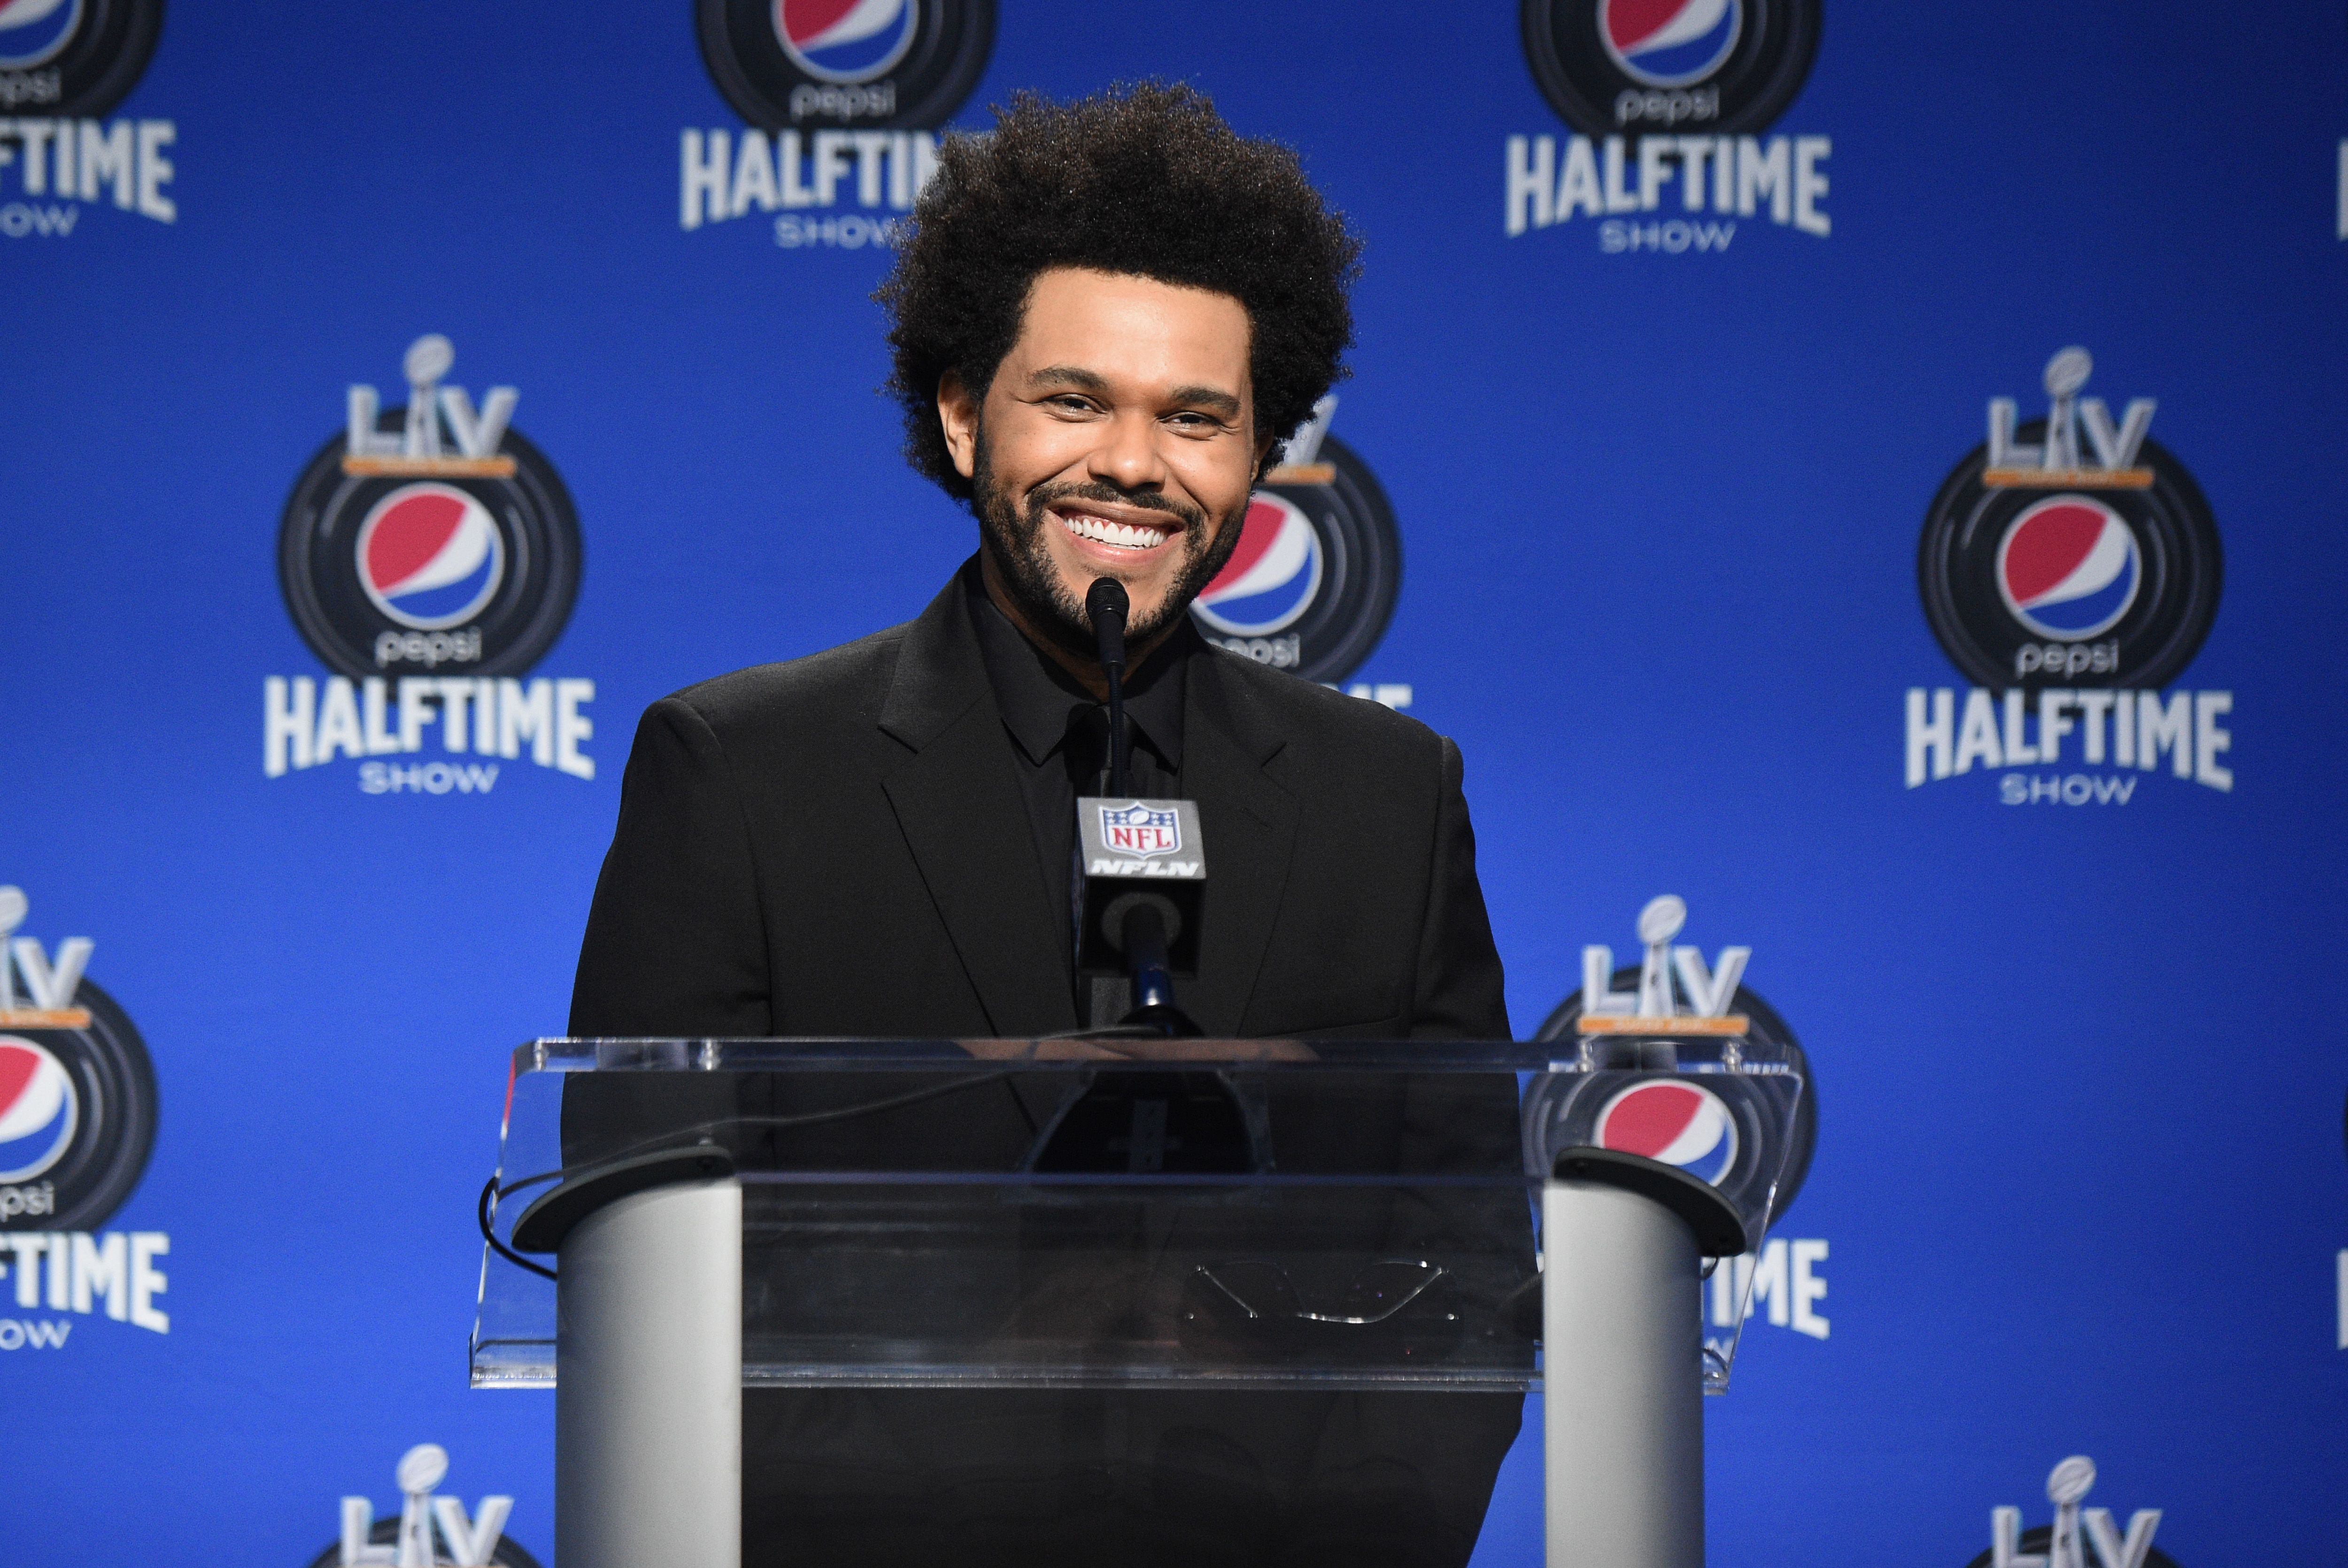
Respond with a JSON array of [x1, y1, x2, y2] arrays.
[[1057, 510, 1175, 552]]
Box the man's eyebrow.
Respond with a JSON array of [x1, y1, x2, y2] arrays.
[[1026, 365, 1110, 392], [1166, 384, 1242, 416], [1026, 365, 1241, 416]]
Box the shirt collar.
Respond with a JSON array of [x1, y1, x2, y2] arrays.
[[965, 563, 1192, 772]]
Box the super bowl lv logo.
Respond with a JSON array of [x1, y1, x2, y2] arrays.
[[0, 0, 172, 239], [1961, 1456, 2176, 1568], [0, 887, 170, 1350], [1537, 897, 1827, 1352], [681, 0, 994, 247], [269, 336, 596, 794], [1194, 398, 1405, 694], [1907, 348, 2231, 804], [1508, 0, 1828, 251]]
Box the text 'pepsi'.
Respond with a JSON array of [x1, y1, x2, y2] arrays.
[[684, 0, 995, 243], [1514, 0, 1826, 247]]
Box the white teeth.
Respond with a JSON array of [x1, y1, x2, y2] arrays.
[[1060, 512, 1169, 550]]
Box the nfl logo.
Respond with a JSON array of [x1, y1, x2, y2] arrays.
[[1099, 803, 1182, 857]]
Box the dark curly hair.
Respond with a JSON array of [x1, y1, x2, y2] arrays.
[[875, 82, 1362, 503]]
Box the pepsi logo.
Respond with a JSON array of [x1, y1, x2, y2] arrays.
[[280, 349, 582, 684], [698, 0, 992, 131], [1600, 0, 1739, 88], [1919, 414, 2222, 691], [357, 484, 506, 632], [1595, 1079, 1738, 1185], [1521, 0, 1818, 138], [0, 1037, 77, 1184], [1537, 972, 1815, 1222], [0, 983, 156, 1233], [0, 0, 80, 69], [773, 0, 917, 84], [1195, 493, 1323, 639], [1189, 433, 1401, 686], [1995, 496, 2139, 642]]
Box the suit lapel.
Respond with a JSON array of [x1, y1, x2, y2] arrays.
[[878, 570, 1078, 1036], [1180, 651, 1298, 1036]]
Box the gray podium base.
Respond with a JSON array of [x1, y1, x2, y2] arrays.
[[556, 1175, 743, 1568], [1542, 1177, 1705, 1568]]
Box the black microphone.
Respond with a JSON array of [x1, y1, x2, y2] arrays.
[[1085, 577, 1132, 796], [1074, 576, 1202, 1035]]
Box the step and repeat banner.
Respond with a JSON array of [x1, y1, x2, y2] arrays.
[[7, 0, 2346, 1562]]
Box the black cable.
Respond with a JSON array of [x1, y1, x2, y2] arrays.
[[478, 1173, 559, 1282]]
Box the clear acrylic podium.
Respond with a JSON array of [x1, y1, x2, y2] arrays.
[[474, 1035, 1800, 1568]]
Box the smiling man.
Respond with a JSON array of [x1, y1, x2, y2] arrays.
[[570, 85, 1525, 1568]]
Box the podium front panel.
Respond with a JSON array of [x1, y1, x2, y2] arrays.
[[473, 1036, 1800, 1393]]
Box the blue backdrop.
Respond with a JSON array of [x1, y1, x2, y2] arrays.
[[6, 0, 2345, 1561]]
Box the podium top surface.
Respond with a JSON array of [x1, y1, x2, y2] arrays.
[[516, 1034, 1766, 1074]]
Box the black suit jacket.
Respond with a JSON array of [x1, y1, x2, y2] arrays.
[[570, 564, 1510, 1043], [564, 566, 1528, 1568]]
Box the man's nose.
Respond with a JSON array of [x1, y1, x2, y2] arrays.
[[1088, 410, 1168, 492]]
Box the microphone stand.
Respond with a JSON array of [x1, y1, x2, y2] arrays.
[[1084, 579, 1196, 1037]]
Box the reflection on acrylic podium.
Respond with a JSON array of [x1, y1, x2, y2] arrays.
[[474, 1031, 1799, 1568]]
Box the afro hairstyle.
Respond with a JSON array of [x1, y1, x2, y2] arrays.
[[875, 82, 1363, 504]]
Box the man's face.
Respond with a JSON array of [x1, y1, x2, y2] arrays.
[[939, 267, 1269, 654]]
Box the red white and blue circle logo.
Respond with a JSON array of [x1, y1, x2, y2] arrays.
[[773, 0, 917, 83], [1195, 494, 1323, 639], [357, 484, 507, 632], [1918, 395, 2222, 691], [0, 0, 82, 68], [0, 974, 157, 1232], [0, 1037, 77, 1184], [1594, 1080, 1739, 1186], [1188, 434, 1401, 685], [700, 0, 992, 130], [280, 371, 582, 684], [1599, 0, 1740, 88], [1995, 496, 2139, 642], [1522, 0, 1817, 138], [1537, 976, 1815, 1221]]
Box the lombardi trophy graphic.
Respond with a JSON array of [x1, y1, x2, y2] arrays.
[[335, 1444, 516, 1568], [1987, 1455, 2164, 1568], [1578, 895, 1751, 1034]]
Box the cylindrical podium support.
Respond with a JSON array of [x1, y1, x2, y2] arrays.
[[555, 1170, 742, 1568], [1541, 1173, 1707, 1568]]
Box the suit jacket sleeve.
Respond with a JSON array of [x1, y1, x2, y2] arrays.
[[569, 697, 772, 1036], [1407, 736, 1511, 1041]]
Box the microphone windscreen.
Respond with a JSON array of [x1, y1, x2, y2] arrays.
[[1085, 577, 1129, 635]]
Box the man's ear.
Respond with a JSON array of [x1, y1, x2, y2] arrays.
[[937, 370, 979, 480], [1251, 430, 1280, 483]]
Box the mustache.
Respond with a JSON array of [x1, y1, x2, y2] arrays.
[[1025, 480, 1206, 533]]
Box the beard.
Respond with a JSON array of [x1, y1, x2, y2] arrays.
[[971, 428, 1249, 661]]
